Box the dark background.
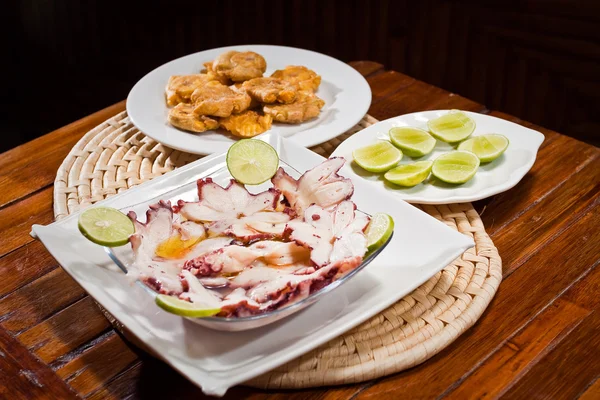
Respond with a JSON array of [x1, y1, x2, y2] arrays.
[[5, 0, 599, 153]]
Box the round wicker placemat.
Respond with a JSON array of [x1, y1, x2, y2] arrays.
[[53, 112, 502, 390]]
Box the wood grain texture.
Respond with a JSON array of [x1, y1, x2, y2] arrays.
[[354, 205, 600, 399], [0, 268, 86, 334], [17, 297, 111, 363], [0, 327, 77, 399], [0, 188, 54, 258], [0, 101, 126, 208], [448, 262, 600, 398], [0, 241, 59, 298], [0, 61, 598, 399]]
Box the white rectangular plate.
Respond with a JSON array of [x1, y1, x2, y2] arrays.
[[32, 133, 473, 396]]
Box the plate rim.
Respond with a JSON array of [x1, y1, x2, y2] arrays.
[[331, 110, 545, 204], [126, 44, 372, 155]]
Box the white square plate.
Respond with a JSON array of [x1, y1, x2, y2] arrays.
[[32, 134, 473, 396]]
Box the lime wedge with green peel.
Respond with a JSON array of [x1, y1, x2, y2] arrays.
[[427, 111, 476, 143], [78, 207, 135, 247], [352, 141, 402, 173], [226, 139, 279, 185], [457, 134, 509, 163], [432, 151, 480, 184], [389, 127, 436, 157], [155, 295, 221, 318], [384, 161, 433, 187], [365, 213, 394, 252]]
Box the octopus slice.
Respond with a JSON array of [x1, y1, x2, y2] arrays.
[[127, 201, 231, 294], [219, 110, 273, 138], [167, 103, 219, 133], [175, 177, 280, 222], [206, 211, 291, 241], [271, 65, 321, 92], [212, 51, 267, 82], [191, 81, 251, 117], [184, 241, 310, 277], [263, 90, 325, 124], [284, 201, 369, 267], [165, 74, 215, 107], [179, 254, 362, 317], [271, 157, 354, 215], [241, 77, 297, 104]]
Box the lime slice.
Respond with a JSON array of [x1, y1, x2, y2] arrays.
[[457, 134, 509, 163], [352, 141, 402, 173], [365, 213, 394, 252], [427, 111, 475, 143], [432, 151, 480, 184], [78, 207, 135, 247], [384, 161, 433, 187], [226, 139, 279, 185], [389, 127, 436, 157], [155, 294, 221, 318]]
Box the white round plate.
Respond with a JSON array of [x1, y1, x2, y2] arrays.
[[127, 45, 371, 155], [332, 110, 545, 204]]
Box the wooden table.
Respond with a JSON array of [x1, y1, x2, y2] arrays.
[[1, 61, 599, 400]]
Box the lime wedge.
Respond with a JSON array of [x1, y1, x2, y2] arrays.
[[389, 127, 436, 157], [365, 213, 394, 252], [226, 139, 279, 185], [432, 151, 480, 184], [78, 207, 135, 247], [155, 294, 221, 318], [352, 141, 402, 173], [457, 134, 509, 163], [427, 111, 475, 143], [384, 161, 433, 187]]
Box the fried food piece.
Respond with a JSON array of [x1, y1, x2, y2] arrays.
[[241, 77, 296, 104], [219, 110, 273, 138], [231, 83, 260, 109], [263, 91, 325, 124], [168, 104, 219, 132], [191, 81, 252, 117], [202, 62, 232, 85], [165, 74, 214, 107], [212, 51, 267, 82], [271, 66, 321, 92]]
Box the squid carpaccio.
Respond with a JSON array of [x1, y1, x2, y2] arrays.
[[127, 157, 371, 317]]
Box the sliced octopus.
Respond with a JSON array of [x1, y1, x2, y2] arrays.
[[126, 158, 372, 318]]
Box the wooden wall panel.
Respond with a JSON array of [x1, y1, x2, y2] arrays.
[[5, 0, 599, 153]]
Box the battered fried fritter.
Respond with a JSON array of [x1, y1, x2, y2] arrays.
[[263, 91, 325, 124], [212, 51, 267, 82], [241, 77, 296, 104], [165, 74, 215, 107], [168, 103, 220, 132], [271, 66, 321, 92], [202, 62, 232, 85], [191, 81, 252, 117], [219, 110, 273, 138], [230, 83, 260, 109]]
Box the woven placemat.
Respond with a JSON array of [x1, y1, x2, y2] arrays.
[[53, 112, 502, 390]]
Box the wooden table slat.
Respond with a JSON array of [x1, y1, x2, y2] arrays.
[[0, 101, 126, 209], [448, 262, 600, 399], [17, 296, 112, 364], [0, 187, 54, 259], [0, 268, 86, 334], [354, 206, 600, 399], [476, 134, 599, 236]]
